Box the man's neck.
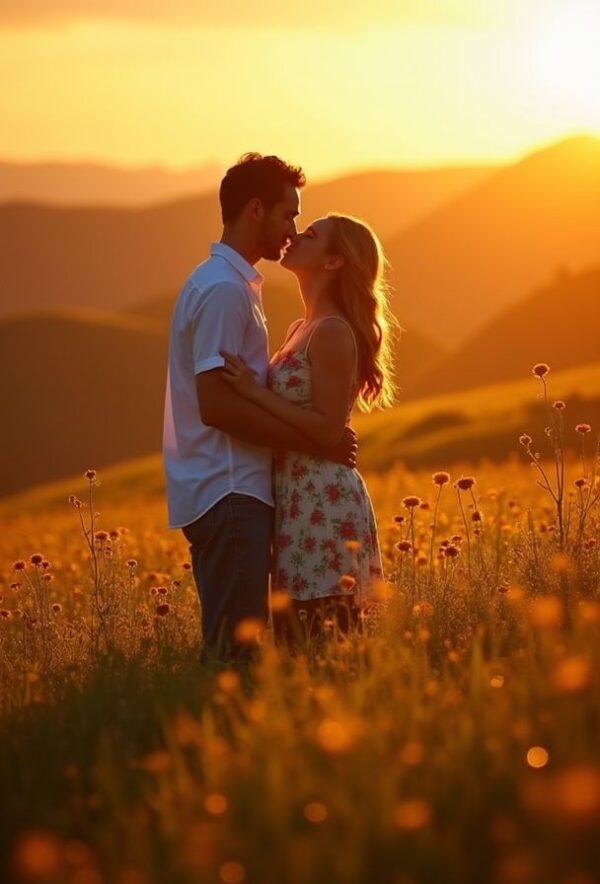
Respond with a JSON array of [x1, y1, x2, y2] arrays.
[[220, 231, 260, 267]]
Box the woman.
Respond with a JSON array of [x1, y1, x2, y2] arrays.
[[221, 213, 396, 637]]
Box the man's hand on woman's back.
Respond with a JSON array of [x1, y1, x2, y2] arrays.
[[321, 425, 358, 468]]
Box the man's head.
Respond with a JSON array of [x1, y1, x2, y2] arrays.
[[219, 153, 305, 261]]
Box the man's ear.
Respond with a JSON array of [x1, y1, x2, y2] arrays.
[[247, 197, 265, 221], [324, 254, 344, 271]]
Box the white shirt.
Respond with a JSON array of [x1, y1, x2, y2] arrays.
[[162, 242, 274, 529]]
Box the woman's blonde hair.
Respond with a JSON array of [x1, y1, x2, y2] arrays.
[[326, 213, 398, 411]]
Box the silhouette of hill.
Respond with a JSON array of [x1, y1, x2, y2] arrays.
[[0, 310, 167, 497], [0, 304, 444, 497], [385, 135, 600, 344], [406, 266, 600, 397], [0, 194, 221, 316], [0, 165, 494, 318], [0, 159, 220, 206], [299, 166, 493, 240]]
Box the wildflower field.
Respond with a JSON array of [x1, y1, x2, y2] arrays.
[[2, 370, 600, 884]]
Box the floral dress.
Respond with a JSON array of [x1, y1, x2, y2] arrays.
[[268, 317, 384, 602]]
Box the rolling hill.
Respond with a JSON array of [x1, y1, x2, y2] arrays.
[[0, 165, 495, 319], [0, 310, 167, 498], [386, 134, 600, 344], [0, 159, 221, 206], [0, 304, 444, 498], [1, 136, 597, 359], [4, 360, 600, 513], [297, 165, 493, 240], [354, 360, 600, 473], [408, 265, 600, 398]]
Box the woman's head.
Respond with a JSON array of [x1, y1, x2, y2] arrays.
[[282, 213, 397, 411]]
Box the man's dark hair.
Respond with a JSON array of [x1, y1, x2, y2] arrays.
[[219, 153, 306, 224]]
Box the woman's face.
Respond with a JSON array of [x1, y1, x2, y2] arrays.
[[280, 217, 336, 273]]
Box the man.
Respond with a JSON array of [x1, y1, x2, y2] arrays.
[[163, 153, 357, 660]]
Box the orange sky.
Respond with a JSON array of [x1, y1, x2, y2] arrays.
[[1, 0, 599, 178]]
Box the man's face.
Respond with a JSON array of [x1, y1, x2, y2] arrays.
[[258, 184, 300, 261]]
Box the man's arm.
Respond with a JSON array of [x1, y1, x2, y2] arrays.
[[197, 369, 355, 462], [188, 280, 355, 463]]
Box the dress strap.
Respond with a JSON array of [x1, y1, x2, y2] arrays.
[[282, 317, 304, 347], [304, 315, 358, 381]]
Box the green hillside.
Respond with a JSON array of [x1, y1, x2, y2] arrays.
[[356, 360, 600, 471]]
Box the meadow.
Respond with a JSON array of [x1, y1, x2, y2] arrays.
[[1, 367, 600, 884]]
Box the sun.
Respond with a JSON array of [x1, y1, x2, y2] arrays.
[[528, 0, 600, 123]]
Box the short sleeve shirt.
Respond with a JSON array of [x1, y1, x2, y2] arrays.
[[162, 242, 274, 528]]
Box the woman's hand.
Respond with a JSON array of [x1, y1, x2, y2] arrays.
[[220, 350, 261, 400]]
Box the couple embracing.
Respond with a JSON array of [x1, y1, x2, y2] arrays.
[[162, 153, 395, 660]]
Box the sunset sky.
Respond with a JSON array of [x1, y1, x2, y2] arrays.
[[2, 0, 599, 179]]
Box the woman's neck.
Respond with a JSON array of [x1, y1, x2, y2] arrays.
[[299, 275, 340, 323]]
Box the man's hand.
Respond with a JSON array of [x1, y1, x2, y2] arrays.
[[220, 350, 261, 401], [320, 425, 358, 468]]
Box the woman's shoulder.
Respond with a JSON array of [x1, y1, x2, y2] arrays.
[[307, 315, 356, 348], [306, 315, 357, 365]]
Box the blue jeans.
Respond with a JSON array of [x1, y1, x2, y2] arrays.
[[182, 493, 274, 660]]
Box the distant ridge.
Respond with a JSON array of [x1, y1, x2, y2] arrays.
[[0, 159, 221, 206], [408, 265, 600, 397], [0, 163, 495, 326], [385, 134, 600, 344]]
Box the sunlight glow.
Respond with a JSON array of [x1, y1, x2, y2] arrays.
[[529, 1, 600, 125]]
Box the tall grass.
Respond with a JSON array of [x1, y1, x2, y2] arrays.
[[1, 367, 599, 884]]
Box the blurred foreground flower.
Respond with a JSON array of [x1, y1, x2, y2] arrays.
[[392, 799, 432, 831], [233, 618, 265, 645]]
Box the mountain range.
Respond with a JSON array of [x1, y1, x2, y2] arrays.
[[0, 159, 221, 206], [2, 134, 599, 496], [384, 135, 600, 342], [409, 265, 600, 398], [1, 136, 597, 354]]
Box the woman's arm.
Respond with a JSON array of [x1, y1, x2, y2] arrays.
[[221, 320, 356, 448]]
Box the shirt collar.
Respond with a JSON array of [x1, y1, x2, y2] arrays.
[[210, 242, 264, 289]]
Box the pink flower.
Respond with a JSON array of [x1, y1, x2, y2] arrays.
[[292, 575, 308, 593], [327, 553, 342, 572], [303, 536, 317, 553], [278, 533, 292, 550], [325, 484, 341, 504], [292, 462, 308, 480], [286, 375, 302, 389], [340, 520, 357, 540], [310, 508, 325, 526]]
